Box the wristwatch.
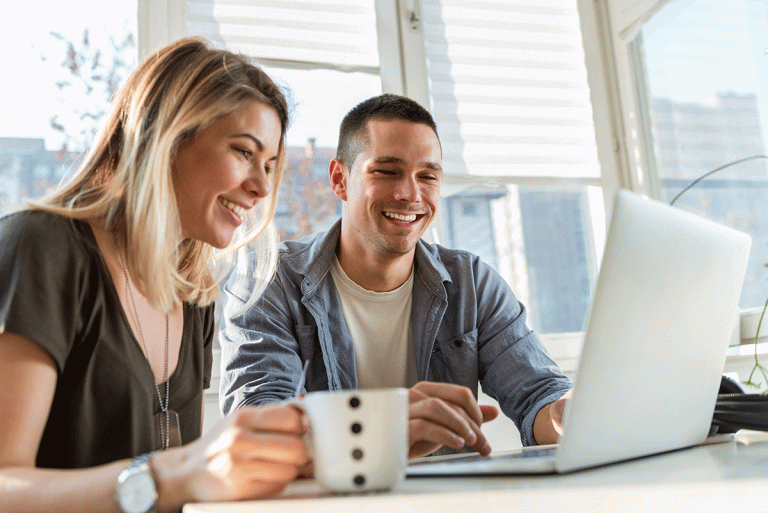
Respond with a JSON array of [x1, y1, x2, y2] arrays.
[[115, 452, 158, 513]]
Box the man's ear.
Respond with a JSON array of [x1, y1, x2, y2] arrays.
[[329, 158, 348, 201]]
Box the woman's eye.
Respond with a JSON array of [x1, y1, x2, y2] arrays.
[[236, 148, 252, 159], [264, 164, 273, 175]]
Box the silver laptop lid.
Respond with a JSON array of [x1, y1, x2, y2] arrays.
[[556, 189, 751, 472]]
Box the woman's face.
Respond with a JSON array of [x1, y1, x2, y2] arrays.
[[172, 100, 282, 248]]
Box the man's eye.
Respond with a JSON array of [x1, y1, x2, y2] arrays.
[[374, 169, 396, 175]]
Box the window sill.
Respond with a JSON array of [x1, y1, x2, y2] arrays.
[[544, 331, 768, 384]]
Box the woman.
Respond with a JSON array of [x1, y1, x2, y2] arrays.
[[0, 38, 307, 512]]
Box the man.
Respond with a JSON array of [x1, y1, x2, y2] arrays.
[[220, 94, 572, 459]]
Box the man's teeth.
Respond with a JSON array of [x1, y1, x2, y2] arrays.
[[219, 198, 245, 220], [384, 212, 417, 222]]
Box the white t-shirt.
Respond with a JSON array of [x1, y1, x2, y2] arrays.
[[329, 257, 419, 389]]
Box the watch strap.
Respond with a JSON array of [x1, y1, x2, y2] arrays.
[[116, 451, 159, 513]]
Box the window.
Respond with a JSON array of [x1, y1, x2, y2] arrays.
[[622, 0, 768, 309], [0, 1, 137, 215], [181, 0, 383, 240], [5, 0, 618, 345], [407, 0, 607, 334]]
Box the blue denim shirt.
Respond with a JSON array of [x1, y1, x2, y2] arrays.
[[219, 220, 572, 446]]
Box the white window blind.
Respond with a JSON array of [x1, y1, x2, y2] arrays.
[[186, 0, 379, 71], [421, 0, 601, 178]]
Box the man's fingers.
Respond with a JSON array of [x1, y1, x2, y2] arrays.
[[411, 381, 483, 426], [409, 418, 466, 449], [480, 404, 500, 422], [410, 396, 477, 445]]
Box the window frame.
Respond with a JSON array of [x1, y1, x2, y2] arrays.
[[135, 0, 635, 355], [391, 0, 625, 352]]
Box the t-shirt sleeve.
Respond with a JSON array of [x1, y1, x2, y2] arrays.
[[0, 212, 88, 372]]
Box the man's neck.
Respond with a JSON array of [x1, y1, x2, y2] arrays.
[[336, 241, 416, 293]]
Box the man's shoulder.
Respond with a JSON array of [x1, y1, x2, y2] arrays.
[[417, 239, 485, 271], [417, 239, 509, 293], [275, 222, 340, 278]]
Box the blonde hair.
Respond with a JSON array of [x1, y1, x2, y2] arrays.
[[33, 37, 288, 312]]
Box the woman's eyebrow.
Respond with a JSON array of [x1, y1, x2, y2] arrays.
[[232, 133, 264, 152]]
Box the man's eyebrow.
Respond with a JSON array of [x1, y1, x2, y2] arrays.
[[232, 133, 264, 152], [372, 155, 442, 172]]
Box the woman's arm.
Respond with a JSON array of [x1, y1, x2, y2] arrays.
[[0, 332, 309, 513]]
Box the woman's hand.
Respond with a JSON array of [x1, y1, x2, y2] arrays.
[[153, 403, 309, 509]]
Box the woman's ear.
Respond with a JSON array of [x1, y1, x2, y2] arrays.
[[329, 158, 348, 201]]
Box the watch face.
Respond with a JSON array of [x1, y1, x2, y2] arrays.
[[118, 471, 156, 513]]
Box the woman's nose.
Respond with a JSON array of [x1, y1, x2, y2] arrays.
[[246, 166, 271, 199]]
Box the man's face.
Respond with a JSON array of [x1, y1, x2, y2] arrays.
[[334, 118, 442, 260]]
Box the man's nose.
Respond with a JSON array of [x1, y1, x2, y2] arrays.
[[393, 176, 419, 202]]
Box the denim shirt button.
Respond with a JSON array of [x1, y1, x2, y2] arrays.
[[454, 339, 462, 348]]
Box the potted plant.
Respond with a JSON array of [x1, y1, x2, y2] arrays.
[[670, 154, 768, 393]]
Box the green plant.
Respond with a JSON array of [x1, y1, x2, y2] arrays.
[[743, 264, 768, 391], [669, 154, 768, 393]]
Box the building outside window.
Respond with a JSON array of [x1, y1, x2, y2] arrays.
[[629, 0, 768, 309]]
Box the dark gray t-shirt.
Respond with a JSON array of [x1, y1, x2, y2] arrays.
[[0, 210, 214, 468]]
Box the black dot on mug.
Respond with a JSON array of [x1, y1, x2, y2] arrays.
[[354, 475, 366, 486], [351, 422, 363, 434], [349, 396, 361, 408], [352, 448, 364, 460]]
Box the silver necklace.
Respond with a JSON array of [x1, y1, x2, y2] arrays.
[[114, 234, 171, 450]]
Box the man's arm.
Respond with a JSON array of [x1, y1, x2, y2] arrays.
[[472, 258, 573, 446], [218, 269, 305, 414]]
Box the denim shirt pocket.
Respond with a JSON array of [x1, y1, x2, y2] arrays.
[[429, 329, 479, 388]]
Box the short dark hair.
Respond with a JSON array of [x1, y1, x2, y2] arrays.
[[336, 94, 439, 168]]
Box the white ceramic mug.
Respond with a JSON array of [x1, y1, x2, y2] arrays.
[[297, 388, 409, 493]]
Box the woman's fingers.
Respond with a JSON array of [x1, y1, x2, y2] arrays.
[[185, 404, 310, 502]]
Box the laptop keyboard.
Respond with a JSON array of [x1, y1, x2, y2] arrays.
[[514, 446, 557, 459], [414, 446, 557, 465]]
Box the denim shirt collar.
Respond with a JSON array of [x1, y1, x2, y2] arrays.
[[281, 219, 452, 300]]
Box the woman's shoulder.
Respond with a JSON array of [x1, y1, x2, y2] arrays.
[[1, 209, 84, 242], [0, 209, 94, 267]]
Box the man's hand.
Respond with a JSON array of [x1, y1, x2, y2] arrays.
[[532, 388, 572, 445], [407, 381, 499, 460]]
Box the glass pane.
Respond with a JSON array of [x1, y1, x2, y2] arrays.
[[261, 67, 381, 242], [187, 0, 380, 69], [421, 0, 601, 179], [636, 0, 768, 308], [0, 1, 137, 216], [438, 184, 602, 334]]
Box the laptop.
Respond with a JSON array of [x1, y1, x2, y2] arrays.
[[408, 189, 751, 476]]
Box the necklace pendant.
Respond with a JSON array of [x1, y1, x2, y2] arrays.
[[157, 409, 182, 448]]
